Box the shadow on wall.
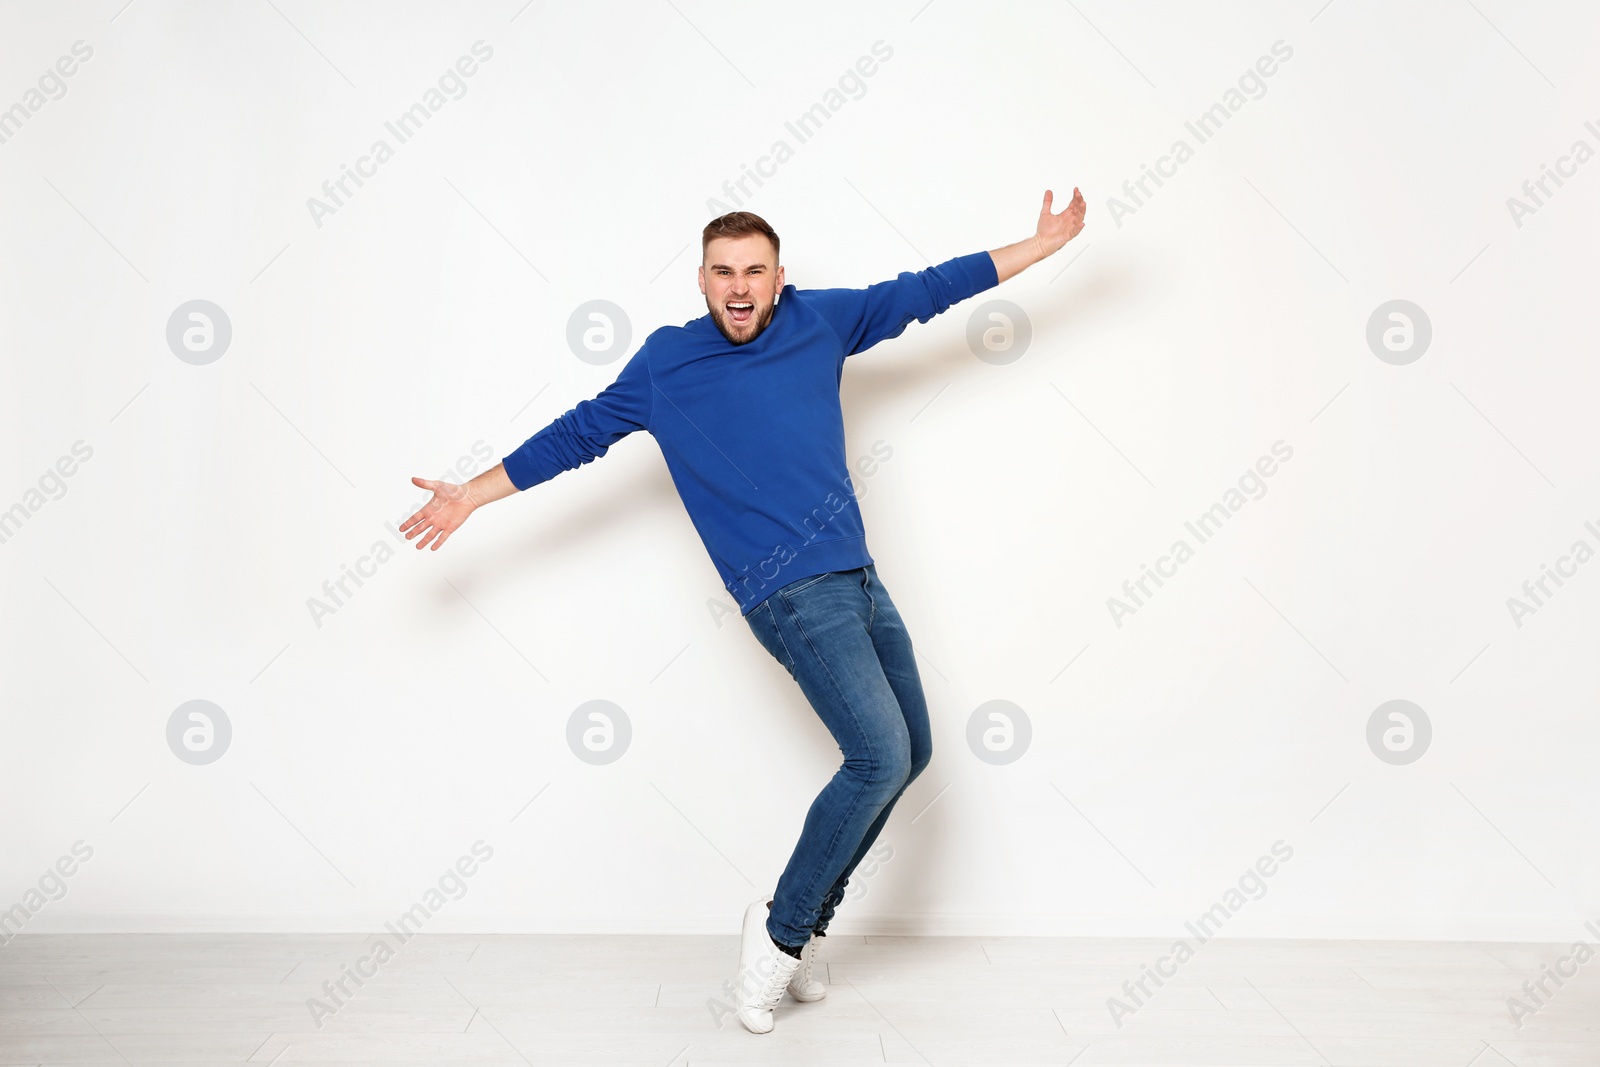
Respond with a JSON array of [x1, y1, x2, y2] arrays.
[[841, 260, 1139, 410], [437, 461, 685, 607]]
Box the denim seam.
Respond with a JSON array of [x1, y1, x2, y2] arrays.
[[759, 601, 798, 675], [864, 570, 876, 632]]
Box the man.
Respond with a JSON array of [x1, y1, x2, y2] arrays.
[[400, 188, 1087, 1034]]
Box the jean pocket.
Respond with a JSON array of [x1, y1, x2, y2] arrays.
[[779, 571, 833, 599]]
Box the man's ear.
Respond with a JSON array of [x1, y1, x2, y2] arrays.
[[776, 264, 785, 292], [697, 264, 705, 295]]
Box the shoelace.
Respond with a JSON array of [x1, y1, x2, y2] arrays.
[[790, 939, 815, 987], [752, 958, 792, 1011]]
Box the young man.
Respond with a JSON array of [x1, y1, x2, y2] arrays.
[[400, 188, 1087, 1034]]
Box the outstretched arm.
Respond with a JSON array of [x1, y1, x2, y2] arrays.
[[989, 187, 1087, 284]]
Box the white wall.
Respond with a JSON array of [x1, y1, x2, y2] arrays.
[[2, 0, 1596, 943]]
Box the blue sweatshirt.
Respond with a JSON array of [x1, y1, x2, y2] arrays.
[[501, 250, 1001, 615]]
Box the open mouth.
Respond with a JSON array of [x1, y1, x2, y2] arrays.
[[727, 301, 754, 325]]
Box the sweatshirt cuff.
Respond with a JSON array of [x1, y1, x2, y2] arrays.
[[501, 447, 540, 491], [965, 249, 1000, 294]]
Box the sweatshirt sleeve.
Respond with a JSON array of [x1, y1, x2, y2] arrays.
[[500, 342, 653, 491], [802, 251, 1000, 358]]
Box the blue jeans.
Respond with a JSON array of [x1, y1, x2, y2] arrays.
[[743, 563, 933, 948]]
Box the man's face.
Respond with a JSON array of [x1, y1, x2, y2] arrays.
[[698, 234, 785, 345]]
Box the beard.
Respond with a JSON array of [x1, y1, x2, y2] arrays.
[[707, 296, 777, 346]]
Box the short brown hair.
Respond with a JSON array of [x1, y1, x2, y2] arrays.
[[702, 211, 780, 264]]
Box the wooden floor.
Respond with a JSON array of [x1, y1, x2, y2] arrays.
[[1, 933, 1596, 1065]]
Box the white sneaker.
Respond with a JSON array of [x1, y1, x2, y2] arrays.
[[734, 899, 802, 1034], [787, 934, 826, 1002], [764, 898, 827, 1002]]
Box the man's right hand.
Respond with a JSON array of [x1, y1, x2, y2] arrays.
[[401, 476, 479, 551]]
